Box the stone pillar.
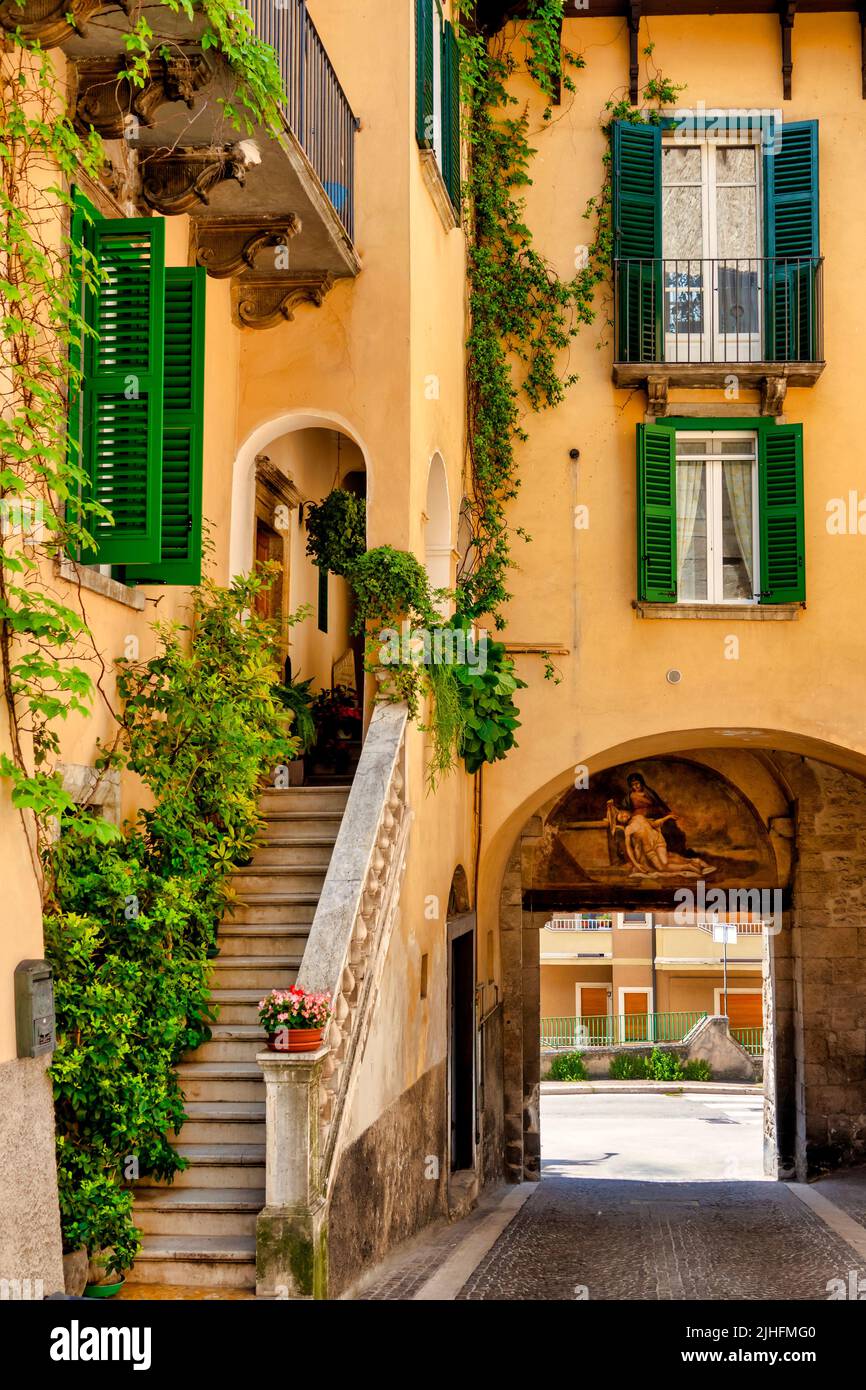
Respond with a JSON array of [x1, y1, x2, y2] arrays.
[[255, 1047, 329, 1300]]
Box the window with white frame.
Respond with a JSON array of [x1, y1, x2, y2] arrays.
[[675, 430, 758, 604], [662, 136, 762, 361]]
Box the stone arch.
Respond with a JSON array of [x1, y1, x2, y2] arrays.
[[491, 732, 866, 1188], [424, 452, 452, 605], [230, 409, 373, 580]]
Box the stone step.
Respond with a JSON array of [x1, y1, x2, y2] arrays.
[[210, 956, 300, 990], [226, 895, 320, 926], [250, 837, 337, 867], [208, 991, 266, 1026], [130, 1235, 256, 1288], [259, 786, 349, 814], [192, 1026, 267, 1064], [258, 810, 344, 841], [230, 865, 327, 895], [176, 1061, 263, 1104], [215, 924, 311, 956], [179, 1101, 265, 1146], [137, 1144, 265, 1190], [134, 1187, 264, 1238]]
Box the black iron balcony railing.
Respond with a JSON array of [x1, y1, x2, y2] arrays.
[[246, 0, 358, 242], [614, 256, 824, 367]]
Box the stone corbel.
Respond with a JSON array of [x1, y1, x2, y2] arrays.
[[141, 142, 260, 216], [74, 54, 212, 140], [0, 0, 108, 48], [192, 216, 302, 280], [779, 1, 797, 101], [761, 375, 788, 417], [646, 373, 669, 417], [232, 271, 336, 330]]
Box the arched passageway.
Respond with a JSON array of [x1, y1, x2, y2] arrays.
[[491, 740, 866, 1188]]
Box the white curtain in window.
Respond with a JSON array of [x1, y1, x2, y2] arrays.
[[676, 463, 704, 590], [723, 462, 754, 590]]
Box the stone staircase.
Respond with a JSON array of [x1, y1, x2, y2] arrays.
[[129, 784, 349, 1291]]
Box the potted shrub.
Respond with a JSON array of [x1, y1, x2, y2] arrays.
[[259, 985, 332, 1052], [275, 675, 317, 782]]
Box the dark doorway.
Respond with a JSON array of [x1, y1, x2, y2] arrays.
[[449, 919, 476, 1172]]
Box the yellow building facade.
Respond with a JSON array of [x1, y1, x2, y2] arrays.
[[2, 0, 866, 1299]]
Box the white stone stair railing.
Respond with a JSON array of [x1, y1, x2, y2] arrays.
[[297, 699, 411, 1174], [255, 700, 410, 1297]]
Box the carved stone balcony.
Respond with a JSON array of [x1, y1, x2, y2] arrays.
[[1, 0, 361, 321]]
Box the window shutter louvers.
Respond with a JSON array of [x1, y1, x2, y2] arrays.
[[758, 423, 805, 604], [613, 121, 661, 363], [80, 214, 165, 565], [415, 0, 434, 148], [637, 424, 677, 602], [763, 121, 819, 361], [442, 19, 461, 211], [124, 267, 206, 586]]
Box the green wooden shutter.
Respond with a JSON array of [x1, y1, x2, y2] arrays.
[[637, 424, 677, 602], [613, 121, 661, 363], [763, 121, 819, 361], [442, 19, 461, 211], [758, 423, 805, 604], [415, 0, 434, 148], [67, 190, 96, 494], [80, 214, 165, 565], [124, 267, 206, 586]]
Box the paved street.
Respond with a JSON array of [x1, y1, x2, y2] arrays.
[[354, 1091, 866, 1301], [542, 1090, 766, 1183]]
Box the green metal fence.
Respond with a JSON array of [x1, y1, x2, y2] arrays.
[[730, 1026, 765, 1056], [540, 1011, 708, 1049]]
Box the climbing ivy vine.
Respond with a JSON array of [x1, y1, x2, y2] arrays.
[[453, 0, 587, 626]]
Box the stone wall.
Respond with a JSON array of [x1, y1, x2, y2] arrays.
[[0, 1055, 64, 1295], [777, 756, 866, 1175], [327, 1060, 446, 1297]]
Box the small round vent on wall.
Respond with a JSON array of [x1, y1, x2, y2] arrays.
[[666, 669, 682, 685]]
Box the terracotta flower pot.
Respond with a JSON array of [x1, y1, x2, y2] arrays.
[[266, 1027, 324, 1053]]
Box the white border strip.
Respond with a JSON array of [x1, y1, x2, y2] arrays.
[[411, 1184, 536, 1301], [788, 1184, 866, 1262]]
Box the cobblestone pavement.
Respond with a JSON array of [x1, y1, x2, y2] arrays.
[[457, 1176, 866, 1301]]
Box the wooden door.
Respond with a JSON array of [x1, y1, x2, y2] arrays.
[[721, 992, 762, 1029], [579, 986, 610, 1044], [623, 990, 650, 1041]]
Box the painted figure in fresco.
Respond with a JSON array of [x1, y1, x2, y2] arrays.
[[606, 771, 715, 877]]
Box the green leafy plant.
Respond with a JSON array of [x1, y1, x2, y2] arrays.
[[548, 1050, 588, 1082], [608, 1053, 651, 1080], [45, 572, 298, 1273], [275, 675, 318, 754], [304, 489, 367, 577], [683, 1059, 713, 1082], [350, 546, 436, 632], [455, 630, 526, 774], [647, 1047, 685, 1082]]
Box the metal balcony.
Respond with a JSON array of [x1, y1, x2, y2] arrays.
[[245, 0, 357, 241], [613, 256, 825, 401]]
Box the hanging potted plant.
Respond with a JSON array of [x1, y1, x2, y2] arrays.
[[304, 489, 366, 576], [259, 986, 332, 1052]]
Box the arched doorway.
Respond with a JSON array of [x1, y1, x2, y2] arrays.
[[424, 453, 452, 612], [232, 412, 370, 771]]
